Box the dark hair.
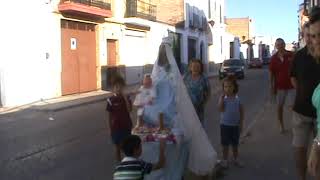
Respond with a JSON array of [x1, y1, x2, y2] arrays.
[[222, 75, 239, 94], [112, 74, 126, 87], [189, 58, 204, 74], [275, 38, 285, 44], [310, 7, 320, 24], [144, 74, 151, 79], [158, 44, 169, 66], [121, 135, 141, 156]]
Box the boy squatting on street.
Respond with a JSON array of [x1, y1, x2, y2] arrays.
[[113, 135, 166, 180]]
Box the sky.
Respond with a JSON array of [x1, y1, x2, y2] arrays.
[[226, 0, 303, 43]]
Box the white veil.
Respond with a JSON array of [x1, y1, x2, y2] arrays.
[[151, 39, 217, 175]]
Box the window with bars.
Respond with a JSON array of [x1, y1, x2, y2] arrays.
[[60, 0, 111, 10], [125, 0, 156, 21], [61, 20, 95, 31]]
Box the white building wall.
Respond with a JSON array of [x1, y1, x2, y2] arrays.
[[207, 0, 227, 76], [109, 0, 210, 84], [254, 35, 276, 57], [253, 44, 259, 58], [240, 44, 248, 59], [0, 0, 222, 106], [233, 37, 241, 59], [184, 1, 209, 63], [102, 17, 182, 84], [0, 1, 62, 107]]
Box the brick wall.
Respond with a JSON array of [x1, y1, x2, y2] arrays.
[[226, 18, 250, 42], [155, 0, 184, 25]]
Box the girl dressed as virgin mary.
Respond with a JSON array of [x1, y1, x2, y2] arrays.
[[140, 40, 217, 179]]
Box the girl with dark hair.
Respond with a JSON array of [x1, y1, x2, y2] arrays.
[[218, 75, 244, 168], [183, 59, 211, 123]]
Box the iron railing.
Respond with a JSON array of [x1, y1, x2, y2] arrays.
[[126, 0, 156, 21], [61, 0, 111, 10]]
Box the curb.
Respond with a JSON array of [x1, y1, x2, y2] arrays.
[[31, 95, 110, 112], [30, 77, 220, 113], [1, 75, 220, 114]]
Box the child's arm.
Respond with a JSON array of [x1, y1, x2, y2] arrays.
[[106, 99, 113, 134], [152, 138, 166, 170], [239, 104, 244, 133], [218, 95, 225, 112], [125, 95, 133, 112], [107, 113, 113, 134], [133, 90, 145, 107]]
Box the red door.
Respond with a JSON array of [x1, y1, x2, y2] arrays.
[[107, 39, 118, 66], [61, 20, 97, 95]]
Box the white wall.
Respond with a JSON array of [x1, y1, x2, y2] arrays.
[[233, 37, 241, 59], [208, 0, 225, 24], [0, 0, 220, 106], [208, 24, 226, 63], [240, 44, 248, 59], [207, 0, 226, 76], [109, 0, 210, 84], [184, 1, 209, 63], [253, 44, 259, 58], [253, 35, 276, 57], [103, 18, 180, 84], [0, 1, 61, 107]]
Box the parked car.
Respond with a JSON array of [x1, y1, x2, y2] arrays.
[[248, 58, 263, 68], [219, 59, 245, 80]]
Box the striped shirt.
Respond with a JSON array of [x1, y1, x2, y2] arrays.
[[113, 157, 153, 180]]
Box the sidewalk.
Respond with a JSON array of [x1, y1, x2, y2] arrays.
[[0, 76, 220, 115]]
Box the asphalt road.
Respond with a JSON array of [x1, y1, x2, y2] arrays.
[[203, 67, 302, 180], [0, 66, 301, 180]]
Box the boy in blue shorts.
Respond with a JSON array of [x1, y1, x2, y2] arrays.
[[106, 74, 133, 162]]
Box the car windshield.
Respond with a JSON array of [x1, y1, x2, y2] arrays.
[[223, 60, 243, 66]]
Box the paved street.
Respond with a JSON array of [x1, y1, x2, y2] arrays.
[[203, 67, 301, 180], [0, 67, 301, 180]]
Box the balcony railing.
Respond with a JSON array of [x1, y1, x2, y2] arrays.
[[126, 0, 157, 21], [61, 0, 111, 10]]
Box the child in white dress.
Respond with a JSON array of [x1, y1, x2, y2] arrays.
[[133, 74, 156, 127]]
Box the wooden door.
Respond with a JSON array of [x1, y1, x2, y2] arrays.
[[107, 39, 117, 66], [61, 20, 97, 95]]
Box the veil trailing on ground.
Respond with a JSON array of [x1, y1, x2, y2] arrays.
[[151, 39, 217, 175]]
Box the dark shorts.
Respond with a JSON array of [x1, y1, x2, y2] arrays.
[[220, 125, 240, 147], [111, 130, 131, 145]]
